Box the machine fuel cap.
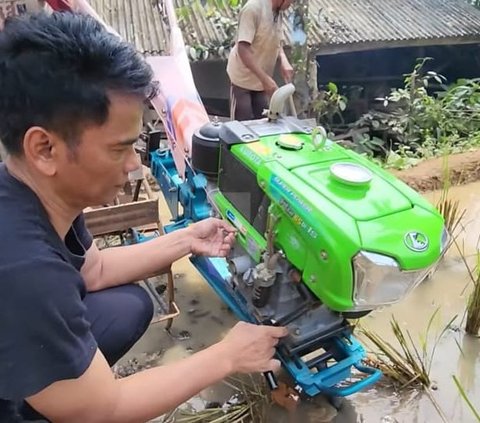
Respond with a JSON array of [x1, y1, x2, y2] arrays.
[[330, 162, 372, 186], [277, 134, 304, 150]]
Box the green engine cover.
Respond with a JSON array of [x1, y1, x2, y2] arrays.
[[213, 128, 444, 312]]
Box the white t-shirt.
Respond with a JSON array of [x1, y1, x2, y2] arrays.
[[227, 0, 282, 91]]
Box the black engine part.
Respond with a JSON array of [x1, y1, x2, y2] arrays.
[[191, 121, 222, 177]]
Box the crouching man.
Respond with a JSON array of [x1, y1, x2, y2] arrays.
[[0, 12, 287, 423]]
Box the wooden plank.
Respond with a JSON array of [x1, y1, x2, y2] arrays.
[[84, 199, 160, 237]]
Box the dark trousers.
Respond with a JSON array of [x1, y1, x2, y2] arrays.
[[84, 283, 154, 366], [230, 83, 269, 121], [21, 284, 154, 421]]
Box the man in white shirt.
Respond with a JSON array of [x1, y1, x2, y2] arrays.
[[227, 0, 294, 121]]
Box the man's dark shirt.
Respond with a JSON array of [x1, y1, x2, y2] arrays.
[[0, 163, 97, 421]]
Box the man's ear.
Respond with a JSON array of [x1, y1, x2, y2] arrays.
[[22, 126, 60, 177]]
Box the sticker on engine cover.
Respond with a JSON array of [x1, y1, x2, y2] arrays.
[[238, 145, 262, 166], [278, 198, 318, 239], [247, 142, 271, 156], [271, 176, 312, 213], [226, 209, 247, 235]]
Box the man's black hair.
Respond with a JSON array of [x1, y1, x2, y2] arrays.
[[0, 12, 155, 155]]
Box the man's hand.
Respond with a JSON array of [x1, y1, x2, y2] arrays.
[[219, 322, 288, 373], [262, 76, 279, 98], [237, 41, 278, 99], [280, 61, 294, 83], [188, 218, 236, 257]]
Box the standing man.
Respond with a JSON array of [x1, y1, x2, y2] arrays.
[[227, 0, 294, 121], [0, 12, 287, 422]]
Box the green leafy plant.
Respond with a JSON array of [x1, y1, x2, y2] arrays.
[[453, 375, 480, 421], [460, 252, 480, 336], [177, 0, 242, 61], [436, 156, 466, 244], [346, 58, 480, 168], [309, 82, 348, 129]]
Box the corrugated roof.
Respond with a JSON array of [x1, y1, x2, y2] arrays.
[[91, 0, 480, 57], [309, 0, 480, 54], [90, 0, 169, 54]]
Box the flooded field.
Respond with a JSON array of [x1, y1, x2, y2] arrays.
[[119, 182, 480, 422]]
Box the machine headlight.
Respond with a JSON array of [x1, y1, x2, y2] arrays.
[[352, 251, 430, 311]]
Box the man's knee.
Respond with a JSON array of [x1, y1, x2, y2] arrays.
[[85, 284, 154, 365], [122, 284, 154, 330]]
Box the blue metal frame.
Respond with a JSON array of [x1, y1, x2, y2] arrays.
[[150, 149, 382, 397], [189, 254, 382, 397], [280, 332, 382, 397], [150, 150, 211, 223], [150, 149, 182, 220]]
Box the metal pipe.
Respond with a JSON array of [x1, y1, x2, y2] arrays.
[[268, 83, 296, 121]]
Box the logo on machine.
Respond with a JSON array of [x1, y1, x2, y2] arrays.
[[226, 209, 236, 223], [404, 232, 429, 252]]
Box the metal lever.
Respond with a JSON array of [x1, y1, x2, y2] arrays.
[[264, 370, 279, 390], [262, 318, 280, 391], [261, 319, 301, 412]]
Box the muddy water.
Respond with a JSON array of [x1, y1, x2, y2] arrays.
[[121, 182, 480, 422], [424, 183, 480, 257]]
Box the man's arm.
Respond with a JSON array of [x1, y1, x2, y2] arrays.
[[278, 47, 294, 83], [26, 322, 287, 423], [82, 218, 236, 291], [82, 227, 191, 291]]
